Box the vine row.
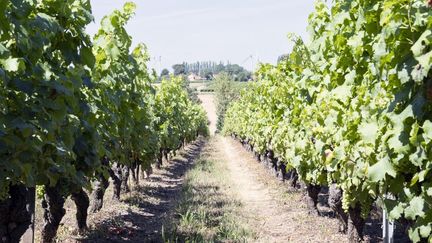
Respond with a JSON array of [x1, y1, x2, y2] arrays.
[[224, 1, 431, 242]]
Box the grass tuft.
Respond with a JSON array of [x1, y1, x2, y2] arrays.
[[163, 138, 252, 243]]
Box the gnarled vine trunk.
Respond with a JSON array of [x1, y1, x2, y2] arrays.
[[121, 166, 130, 193], [163, 150, 169, 164], [254, 151, 260, 161], [110, 163, 122, 201], [347, 203, 365, 243], [276, 160, 286, 181], [144, 164, 153, 178], [328, 184, 348, 233], [266, 151, 278, 177], [71, 189, 89, 231], [136, 164, 140, 184], [0, 185, 34, 243], [131, 162, 140, 185], [305, 184, 321, 215], [286, 169, 299, 188], [89, 176, 109, 213], [89, 157, 110, 213], [41, 185, 66, 243], [157, 148, 164, 169], [130, 160, 137, 185]]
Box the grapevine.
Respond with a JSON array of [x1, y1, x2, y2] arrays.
[[0, 1, 208, 242], [224, 0, 432, 242]]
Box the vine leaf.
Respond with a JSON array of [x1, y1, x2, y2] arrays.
[[423, 120, 432, 143], [358, 121, 378, 144], [419, 225, 432, 238], [404, 196, 425, 220], [389, 203, 404, 219], [1, 57, 24, 72], [368, 156, 396, 182]]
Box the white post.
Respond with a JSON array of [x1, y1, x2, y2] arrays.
[[383, 203, 395, 243]]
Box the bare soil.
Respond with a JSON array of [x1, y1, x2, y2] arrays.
[[198, 93, 217, 135], [35, 139, 205, 243]]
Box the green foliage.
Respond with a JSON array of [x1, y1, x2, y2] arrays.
[[173, 63, 187, 76], [160, 68, 170, 80], [0, 0, 208, 208], [155, 77, 209, 152], [0, 0, 98, 199], [214, 73, 244, 131], [223, 1, 432, 242], [91, 2, 160, 168]]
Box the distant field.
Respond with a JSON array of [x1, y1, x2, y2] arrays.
[[152, 80, 247, 94], [188, 79, 211, 83], [189, 81, 214, 91]]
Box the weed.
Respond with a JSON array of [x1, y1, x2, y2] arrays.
[[163, 138, 251, 242]]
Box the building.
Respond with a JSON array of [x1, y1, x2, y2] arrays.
[[187, 73, 203, 81]]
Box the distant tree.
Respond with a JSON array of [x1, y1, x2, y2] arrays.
[[203, 70, 214, 80], [214, 73, 242, 131], [236, 70, 251, 82], [172, 64, 186, 76], [277, 54, 289, 63], [215, 63, 225, 73], [160, 68, 170, 77], [173, 61, 251, 81], [224, 64, 251, 82], [225, 64, 241, 75], [159, 68, 170, 81]]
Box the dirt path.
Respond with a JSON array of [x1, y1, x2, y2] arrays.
[[193, 93, 347, 242], [221, 137, 288, 241], [218, 136, 347, 243], [198, 94, 217, 135]]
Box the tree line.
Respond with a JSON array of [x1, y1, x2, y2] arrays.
[[161, 61, 252, 81]]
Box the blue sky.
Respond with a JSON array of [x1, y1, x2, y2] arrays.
[[87, 0, 318, 72]]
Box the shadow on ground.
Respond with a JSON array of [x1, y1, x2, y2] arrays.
[[73, 139, 206, 243]]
